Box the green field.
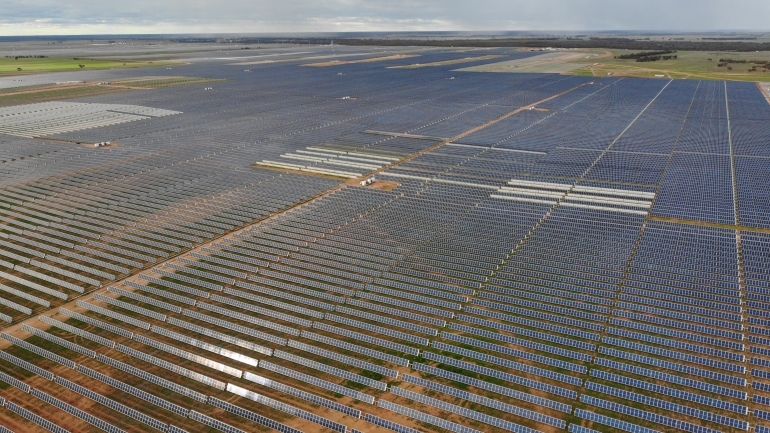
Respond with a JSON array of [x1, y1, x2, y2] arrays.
[[0, 57, 178, 75], [0, 76, 227, 108], [0, 86, 132, 107], [566, 49, 770, 82]]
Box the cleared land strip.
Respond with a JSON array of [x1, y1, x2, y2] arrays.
[[389, 55, 502, 69], [649, 215, 770, 234], [760, 82, 770, 105], [302, 54, 419, 67], [362, 130, 448, 141]]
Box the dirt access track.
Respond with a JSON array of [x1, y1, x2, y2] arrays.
[[302, 54, 419, 67]]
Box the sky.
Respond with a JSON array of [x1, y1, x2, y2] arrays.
[[0, 0, 767, 36]]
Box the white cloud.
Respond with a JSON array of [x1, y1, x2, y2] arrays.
[[0, 0, 766, 35]]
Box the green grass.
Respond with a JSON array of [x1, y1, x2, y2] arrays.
[[0, 86, 131, 108], [114, 77, 227, 88], [0, 57, 178, 75], [567, 49, 770, 82]]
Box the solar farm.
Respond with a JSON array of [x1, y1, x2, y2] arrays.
[[0, 42, 767, 433]]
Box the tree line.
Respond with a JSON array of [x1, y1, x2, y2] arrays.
[[614, 50, 678, 62], [636, 55, 678, 62], [615, 50, 676, 59], [717, 58, 770, 72], [334, 38, 770, 52]]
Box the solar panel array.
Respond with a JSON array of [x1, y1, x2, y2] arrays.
[[0, 43, 769, 433]]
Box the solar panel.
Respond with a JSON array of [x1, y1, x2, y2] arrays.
[[76, 364, 189, 417], [93, 293, 166, 322], [167, 316, 271, 355], [153, 267, 222, 291], [135, 332, 245, 376], [402, 374, 565, 428], [590, 368, 748, 414], [274, 349, 387, 390], [21, 324, 96, 358], [580, 394, 731, 433], [181, 308, 286, 345], [363, 414, 422, 433], [137, 274, 210, 298], [58, 307, 133, 338], [226, 384, 346, 432], [211, 294, 312, 327], [442, 330, 588, 372], [412, 362, 570, 413], [0, 349, 54, 380], [432, 341, 582, 385], [236, 280, 336, 310], [356, 291, 453, 319], [188, 410, 248, 433], [54, 376, 169, 430], [223, 287, 325, 318], [204, 399, 304, 433], [165, 262, 235, 285], [107, 287, 182, 313], [0, 370, 30, 393], [422, 351, 576, 398], [116, 344, 227, 390], [301, 330, 409, 367], [598, 346, 747, 386], [325, 313, 429, 345], [123, 280, 196, 305], [97, 354, 203, 402], [1, 332, 76, 368], [288, 339, 398, 378], [574, 409, 660, 433], [32, 387, 128, 433], [585, 381, 748, 429], [377, 399, 483, 433], [196, 301, 300, 336], [6, 400, 71, 433], [259, 360, 375, 404]]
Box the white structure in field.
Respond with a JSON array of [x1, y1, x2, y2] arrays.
[[491, 179, 654, 215], [262, 147, 397, 179], [0, 102, 181, 138]]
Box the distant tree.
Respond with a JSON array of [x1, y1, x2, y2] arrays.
[[16, 68, 21, 71], [79, 64, 85, 68], [619, 50, 676, 60]]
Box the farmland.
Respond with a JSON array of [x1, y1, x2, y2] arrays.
[[0, 57, 178, 75]]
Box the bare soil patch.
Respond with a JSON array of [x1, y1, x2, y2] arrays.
[[346, 178, 400, 191]]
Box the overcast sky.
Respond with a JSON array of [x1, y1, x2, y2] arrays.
[[0, 0, 767, 36]]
